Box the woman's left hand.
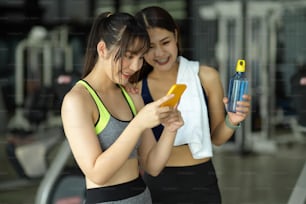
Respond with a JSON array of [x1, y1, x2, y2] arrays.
[[124, 83, 139, 94], [223, 94, 251, 125], [161, 106, 184, 132]]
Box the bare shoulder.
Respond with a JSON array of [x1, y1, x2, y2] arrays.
[[62, 84, 90, 110], [199, 65, 220, 82], [198, 65, 223, 97]]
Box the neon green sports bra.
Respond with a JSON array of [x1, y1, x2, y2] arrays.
[[77, 80, 139, 159], [78, 80, 137, 133]]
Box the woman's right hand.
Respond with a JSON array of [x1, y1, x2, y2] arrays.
[[135, 94, 176, 129]]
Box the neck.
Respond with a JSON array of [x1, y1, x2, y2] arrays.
[[84, 65, 117, 93], [150, 61, 179, 81]]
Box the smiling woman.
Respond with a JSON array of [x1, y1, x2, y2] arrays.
[[132, 6, 251, 204]]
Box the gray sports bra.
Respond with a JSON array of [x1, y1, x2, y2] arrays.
[[78, 80, 139, 159]]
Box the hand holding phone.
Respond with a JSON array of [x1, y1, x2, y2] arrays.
[[160, 84, 187, 107]]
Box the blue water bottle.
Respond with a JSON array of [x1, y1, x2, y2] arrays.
[[227, 59, 248, 113]]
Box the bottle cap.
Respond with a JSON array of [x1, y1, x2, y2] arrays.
[[236, 59, 246, 72]]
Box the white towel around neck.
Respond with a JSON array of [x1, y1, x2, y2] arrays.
[[174, 56, 213, 159]]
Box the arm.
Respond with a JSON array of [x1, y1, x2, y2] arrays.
[[138, 109, 183, 176], [61, 88, 142, 185], [61, 86, 179, 185], [199, 65, 251, 146], [133, 94, 184, 176]]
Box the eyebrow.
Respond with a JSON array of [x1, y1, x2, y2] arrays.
[[160, 36, 171, 41], [151, 36, 171, 44]]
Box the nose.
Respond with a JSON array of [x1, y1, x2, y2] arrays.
[[154, 45, 164, 57]]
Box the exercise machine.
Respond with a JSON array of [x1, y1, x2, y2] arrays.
[[5, 25, 75, 180]]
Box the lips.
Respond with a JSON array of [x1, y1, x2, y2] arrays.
[[154, 57, 169, 65], [122, 73, 131, 79]]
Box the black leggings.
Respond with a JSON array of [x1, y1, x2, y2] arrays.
[[85, 176, 151, 204], [143, 160, 221, 204]]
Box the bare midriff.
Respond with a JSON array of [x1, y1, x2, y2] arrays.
[[166, 145, 211, 167]]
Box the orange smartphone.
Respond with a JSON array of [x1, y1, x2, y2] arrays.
[[160, 84, 187, 107]]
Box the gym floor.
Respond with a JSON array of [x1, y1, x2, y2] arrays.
[[0, 128, 305, 204]]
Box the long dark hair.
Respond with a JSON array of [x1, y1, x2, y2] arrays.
[[131, 6, 181, 82], [82, 12, 150, 78]]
